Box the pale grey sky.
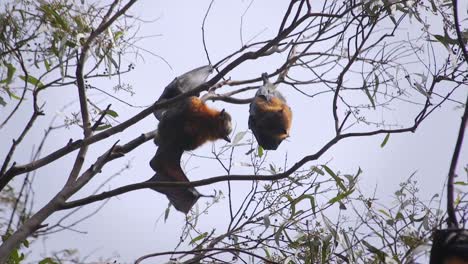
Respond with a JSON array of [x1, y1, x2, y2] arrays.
[[0, 0, 466, 263]]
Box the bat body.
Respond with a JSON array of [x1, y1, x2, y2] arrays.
[[149, 96, 232, 213], [248, 74, 292, 150], [154, 96, 232, 151], [154, 65, 213, 120]]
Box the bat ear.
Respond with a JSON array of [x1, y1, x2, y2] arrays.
[[220, 109, 228, 119], [261, 73, 269, 84]]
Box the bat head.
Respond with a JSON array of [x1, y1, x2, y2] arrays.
[[255, 129, 289, 150], [248, 106, 292, 150], [218, 109, 232, 142]]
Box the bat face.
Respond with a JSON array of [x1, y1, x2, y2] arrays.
[[218, 109, 233, 142]]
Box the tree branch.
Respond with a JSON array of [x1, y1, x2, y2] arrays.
[[61, 121, 426, 211], [446, 94, 467, 228], [0, 8, 315, 190], [452, 0, 468, 64]]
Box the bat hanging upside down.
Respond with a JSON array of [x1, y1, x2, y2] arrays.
[[149, 95, 232, 213], [248, 73, 292, 150]]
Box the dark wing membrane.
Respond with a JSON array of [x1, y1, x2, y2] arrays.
[[148, 144, 200, 214], [153, 65, 213, 120], [154, 98, 191, 149], [147, 170, 200, 214]]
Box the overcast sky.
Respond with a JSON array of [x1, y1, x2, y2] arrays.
[[1, 0, 467, 263]]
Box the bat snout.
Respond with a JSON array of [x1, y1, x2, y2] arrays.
[[222, 135, 231, 143]]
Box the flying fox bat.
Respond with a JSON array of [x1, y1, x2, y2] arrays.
[[248, 73, 292, 150], [148, 96, 232, 213], [153, 96, 232, 150]]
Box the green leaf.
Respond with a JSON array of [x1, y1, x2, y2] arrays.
[[40, 4, 69, 32], [378, 209, 391, 218], [269, 163, 276, 174], [275, 224, 285, 245], [341, 230, 355, 262], [19, 75, 45, 90], [382, 0, 397, 25], [105, 109, 119, 118], [232, 131, 246, 145], [0, 63, 16, 84], [380, 133, 390, 148], [263, 214, 270, 228], [373, 74, 379, 98], [284, 194, 295, 217], [262, 247, 271, 259], [321, 213, 337, 239], [362, 240, 387, 261], [311, 166, 325, 175], [190, 232, 208, 245], [44, 59, 51, 71], [434, 34, 459, 46], [114, 30, 124, 41], [291, 194, 316, 216], [454, 181, 468, 186], [5, 87, 21, 100], [257, 145, 264, 157], [395, 211, 404, 220], [22, 239, 29, 248], [0, 96, 6, 107], [9, 248, 24, 264], [362, 81, 375, 109], [39, 257, 58, 264], [164, 206, 170, 223], [95, 124, 112, 131], [429, 0, 437, 12], [322, 165, 346, 191], [327, 189, 353, 205]]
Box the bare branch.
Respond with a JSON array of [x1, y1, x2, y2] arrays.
[[446, 94, 467, 228]]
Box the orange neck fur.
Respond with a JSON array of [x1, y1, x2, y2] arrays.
[[255, 97, 286, 112], [189, 97, 220, 118], [186, 97, 227, 145]]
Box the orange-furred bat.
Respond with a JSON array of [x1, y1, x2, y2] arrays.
[[248, 73, 292, 150], [153, 65, 213, 120], [148, 96, 232, 213], [153, 96, 232, 151]]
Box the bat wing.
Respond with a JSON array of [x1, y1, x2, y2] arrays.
[[154, 65, 213, 120], [148, 171, 200, 214], [148, 144, 200, 214]]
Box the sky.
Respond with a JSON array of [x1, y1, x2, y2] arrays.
[[0, 0, 467, 263]]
